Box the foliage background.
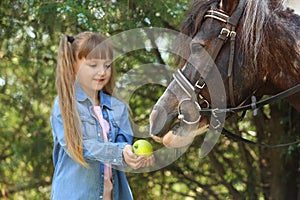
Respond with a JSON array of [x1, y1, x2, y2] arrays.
[[0, 0, 299, 199]]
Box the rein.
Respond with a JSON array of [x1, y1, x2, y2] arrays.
[[173, 0, 300, 147], [200, 84, 300, 116], [222, 128, 300, 148]]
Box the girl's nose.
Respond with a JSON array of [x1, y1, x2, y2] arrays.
[[97, 68, 106, 76]]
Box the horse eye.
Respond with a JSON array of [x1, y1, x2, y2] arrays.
[[191, 43, 204, 53]]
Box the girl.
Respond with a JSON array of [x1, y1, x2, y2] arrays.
[[50, 32, 154, 199]]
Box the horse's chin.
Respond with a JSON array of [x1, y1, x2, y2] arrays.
[[151, 124, 209, 148], [150, 108, 210, 148]]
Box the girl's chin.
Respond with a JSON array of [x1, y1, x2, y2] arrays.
[[93, 80, 108, 91], [94, 86, 104, 91], [94, 81, 105, 88]]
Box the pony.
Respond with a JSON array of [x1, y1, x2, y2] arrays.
[[149, 0, 300, 148]]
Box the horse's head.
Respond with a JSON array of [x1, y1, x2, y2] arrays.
[[149, 0, 300, 149], [149, 0, 249, 148], [150, 0, 300, 148]]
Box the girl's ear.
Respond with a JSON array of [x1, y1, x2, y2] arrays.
[[75, 57, 85, 73]]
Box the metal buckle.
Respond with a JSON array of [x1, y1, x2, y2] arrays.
[[202, 99, 210, 109], [251, 96, 258, 116], [195, 80, 206, 89], [198, 94, 210, 108], [177, 98, 201, 125], [230, 31, 236, 38], [211, 119, 221, 129], [220, 28, 231, 38], [212, 108, 220, 118]]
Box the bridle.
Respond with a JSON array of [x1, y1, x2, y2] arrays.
[[173, 0, 300, 146], [174, 0, 247, 128]]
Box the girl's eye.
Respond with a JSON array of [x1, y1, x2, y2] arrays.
[[88, 64, 97, 67], [105, 64, 111, 68]]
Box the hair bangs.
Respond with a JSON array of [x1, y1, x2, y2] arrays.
[[77, 34, 113, 60], [86, 41, 113, 60]]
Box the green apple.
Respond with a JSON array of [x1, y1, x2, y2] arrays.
[[132, 139, 153, 156]]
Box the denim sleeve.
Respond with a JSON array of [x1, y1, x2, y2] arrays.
[[114, 105, 134, 145], [51, 99, 127, 166], [50, 99, 68, 152], [83, 140, 127, 165]]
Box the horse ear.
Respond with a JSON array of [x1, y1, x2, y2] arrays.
[[219, 0, 228, 11], [219, 0, 239, 14]]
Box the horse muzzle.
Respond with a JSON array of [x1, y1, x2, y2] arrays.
[[149, 106, 177, 138]]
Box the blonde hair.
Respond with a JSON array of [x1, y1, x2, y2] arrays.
[[56, 32, 114, 167]]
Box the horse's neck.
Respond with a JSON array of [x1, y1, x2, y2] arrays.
[[287, 93, 300, 112]]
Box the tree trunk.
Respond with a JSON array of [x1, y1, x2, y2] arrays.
[[268, 104, 285, 200], [255, 103, 300, 200], [254, 109, 271, 199]]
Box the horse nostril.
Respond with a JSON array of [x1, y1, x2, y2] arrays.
[[149, 105, 168, 136], [149, 110, 157, 125], [149, 105, 177, 137]]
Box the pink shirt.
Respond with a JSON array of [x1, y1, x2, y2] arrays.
[[93, 106, 113, 200]]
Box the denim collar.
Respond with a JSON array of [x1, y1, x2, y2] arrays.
[[75, 81, 113, 110]]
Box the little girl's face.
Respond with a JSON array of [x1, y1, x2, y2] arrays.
[[76, 57, 112, 101]]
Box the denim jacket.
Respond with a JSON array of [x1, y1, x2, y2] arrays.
[[50, 82, 134, 200]]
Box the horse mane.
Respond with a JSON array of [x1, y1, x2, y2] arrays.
[[181, 0, 219, 37], [177, 0, 219, 67], [242, 0, 300, 76], [178, 0, 300, 80]]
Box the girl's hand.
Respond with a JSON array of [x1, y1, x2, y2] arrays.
[[141, 154, 155, 168], [122, 145, 155, 169]]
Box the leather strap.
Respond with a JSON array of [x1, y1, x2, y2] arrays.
[[196, 0, 247, 105], [228, 27, 236, 107], [222, 128, 300, 147], [200, 84, 300, 116], [226, 0, 246, 107], [227, 0, 246, 26], [173, 70, 197, 101]]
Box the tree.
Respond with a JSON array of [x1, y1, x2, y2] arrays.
[[254, 103, 300, 200], [0, 0, 299, 199]]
